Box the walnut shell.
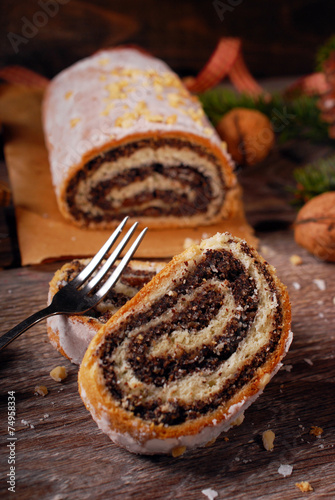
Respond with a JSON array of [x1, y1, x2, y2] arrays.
[[294, 192, 335, 262], [215, 108, 274, 166]]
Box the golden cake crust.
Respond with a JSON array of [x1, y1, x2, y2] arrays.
[[78, 233, 292, 454]]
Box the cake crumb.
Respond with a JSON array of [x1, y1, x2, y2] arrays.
[[313, 279, 326, 291], [202, 488, 218, 500], [262, 430, 275, 451], [171, 446, 186, 457], [310, 426, 323, 437], [278, 464, 293, 477], [231, 413, 245, 427], [295, 481, 313, 492], [50, 366, 68, 382], [34, 385, 48, 396], [290, 254, 303, 265]]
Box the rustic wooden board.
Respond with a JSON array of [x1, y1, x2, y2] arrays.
[[0, 231, 334, 499]]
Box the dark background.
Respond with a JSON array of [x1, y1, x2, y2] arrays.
[[1, 0, 334, 80]]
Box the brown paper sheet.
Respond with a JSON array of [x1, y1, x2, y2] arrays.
[[0, 84, 257, 265]]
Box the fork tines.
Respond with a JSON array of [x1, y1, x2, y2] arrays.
[[73, 217, 148, 302]]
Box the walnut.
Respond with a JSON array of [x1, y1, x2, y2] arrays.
[[294, 192, 335, 262], [215, 108, 274, 166]]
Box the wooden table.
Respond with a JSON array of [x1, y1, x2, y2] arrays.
[[0, 139, 335, 499]]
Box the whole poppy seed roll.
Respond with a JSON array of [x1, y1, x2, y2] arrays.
[[42, 48, 240, 229]]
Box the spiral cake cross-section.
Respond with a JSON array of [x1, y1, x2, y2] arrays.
[[79, 233, 292, 455], [42, 48, 239, 229]]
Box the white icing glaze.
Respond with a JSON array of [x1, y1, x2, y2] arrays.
[[47, 315, 99, 365], [47, 260, 166, 364], [43, 48, 233, 196]]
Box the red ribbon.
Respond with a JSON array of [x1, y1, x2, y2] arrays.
[[183, 38, 264, 96], [0, 39, 330, 97], [0, 65, 49, 89]]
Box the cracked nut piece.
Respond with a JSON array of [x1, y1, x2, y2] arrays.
[[50, 366, 68, 382], [262, 430, 275, 451], [34, 385, 48, 396], [294, 192, 335, 262]]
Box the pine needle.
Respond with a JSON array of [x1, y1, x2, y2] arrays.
[[293, 155, 335, 205], [198, 89, 330, 144]]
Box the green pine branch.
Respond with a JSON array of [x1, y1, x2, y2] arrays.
[[293, 155, 335, 205], [198, 88, 330, 144], [316, 34, 335, 71]]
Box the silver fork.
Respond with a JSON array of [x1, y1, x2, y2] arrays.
[[0, 217, 147, 351]]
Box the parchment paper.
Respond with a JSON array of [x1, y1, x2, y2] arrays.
[[0, 84, 257, 265]]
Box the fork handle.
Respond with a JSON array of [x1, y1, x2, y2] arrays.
[[0, 304, 54, 351]]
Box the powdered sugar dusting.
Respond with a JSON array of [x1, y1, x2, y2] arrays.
[[43, 48, 231, 195]]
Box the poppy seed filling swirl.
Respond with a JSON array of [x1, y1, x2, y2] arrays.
[[65, 138, 226, 224], [97, 246, 283, 426]]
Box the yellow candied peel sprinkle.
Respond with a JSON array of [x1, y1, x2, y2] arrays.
[[70, 118, 81, 128], [153, 82, 164, 94], [146, 68, 159, 77], [105, 82, 129, 99], [98, 57, 110, 66], [187, 107, 204, 119], [134, 101, 148, 113], [120, 68, 142, 78], [203, 127, 214, 136], [99, 74, 107, 82], [166, 114, 177, 125], [146, 114, 165, 123], [100, 102, 115, 116], [168, 92, 185, 108], [64, 91, 73, 100], [115, 112, 136, 128], [161, 72, 184, 88]]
